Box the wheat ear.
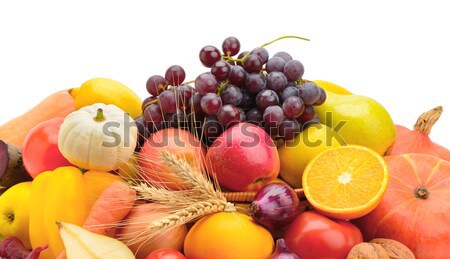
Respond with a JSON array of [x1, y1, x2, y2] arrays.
[[132, 149, 232, 232]]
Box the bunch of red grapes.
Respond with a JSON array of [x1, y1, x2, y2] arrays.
[[137, 36, 326, 147]]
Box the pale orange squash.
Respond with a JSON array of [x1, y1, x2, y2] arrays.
[[0, 90, 75, 147], [354, 154, 450, 259]]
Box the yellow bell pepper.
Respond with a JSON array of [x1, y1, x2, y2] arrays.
[[29, 166, 123, 259]]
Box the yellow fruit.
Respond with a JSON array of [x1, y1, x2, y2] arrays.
[[313, 80, 353, 94], [302, 145, 389, 220], [0, 182, 32, 248], [71, 78, 142, 118], [278, 123, 344, 188], [184, 210, 274, 259], [315, 91, 396, 155]]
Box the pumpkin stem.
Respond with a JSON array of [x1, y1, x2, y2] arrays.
[[414, 186, 430, 199], [93, 108, 106, 122], [413, 106, 443, 135]]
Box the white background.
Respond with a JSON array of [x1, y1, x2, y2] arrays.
[[0, 0, 449, 148]]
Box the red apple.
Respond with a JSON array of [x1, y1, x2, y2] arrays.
[[116, 203, 188, 259], [138, 128, 206, 190], [206, 122, 280, 191], [22, 117, 72, 178]]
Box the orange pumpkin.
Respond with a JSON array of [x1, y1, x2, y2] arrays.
[[390, 106, 450, 161], [354, 154, 450, 259]]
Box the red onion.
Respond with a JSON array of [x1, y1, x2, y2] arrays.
[[249, 182, 300, 230], [0, 236, 48, 259], [270, 239, 302, 259]]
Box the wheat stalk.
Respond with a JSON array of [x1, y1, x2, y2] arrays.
[[130, 149, 231, 232], [148, 200, 233, 230], [161, 150, 224, 198]]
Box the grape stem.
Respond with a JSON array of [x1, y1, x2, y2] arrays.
[[222, 35, 310, 64], [259, 35, 310, 48], [184, 80, 195, 85], [217, 81, 229, 96]]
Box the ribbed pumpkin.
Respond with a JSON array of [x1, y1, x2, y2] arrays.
[[354, 153, 450, 259], [58, 103, 137, 171]]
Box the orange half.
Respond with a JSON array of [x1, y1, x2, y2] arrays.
[[302, 145, 389, 220]]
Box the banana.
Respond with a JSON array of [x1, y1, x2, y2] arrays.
[[71, 78, 142, 119]]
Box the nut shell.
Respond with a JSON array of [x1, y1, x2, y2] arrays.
[[370, 238, 415, 259], [347, 242, 390, 259]]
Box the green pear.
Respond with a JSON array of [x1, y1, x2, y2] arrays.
[[315, 92, 396, 155]]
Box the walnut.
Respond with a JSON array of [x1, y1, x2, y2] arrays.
[[347, 242, 390, 259], [370, 238, 415, 259]]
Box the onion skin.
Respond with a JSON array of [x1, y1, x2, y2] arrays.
[[270, 239, 302, 259], [249, 182, 301, 230]]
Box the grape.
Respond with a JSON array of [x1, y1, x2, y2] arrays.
[[237, 108, 246, 122], [217, 104, 240, 126], [245, 73, 266, 94], [266, 57, 286, 73], [251, 47, 269, 64], [256, 89, 279, 111], [266, 71, 288, 92], [314, 87, 327, 105], [187, 112, 204, 135], [195, 72, 219, 95], [146, 75, 167, 96], [175, 84, 194, 106], [203, 115, 223, 141], [273, 51, 293, 62], [211, 60, 231, 81], [200, 93, 222, 115], [264, 123, 278, 137], [286, 81, 297, 87], [133, 116, 149, 151], [143, 103, 163, 125], [278, 119, 301, 141], [228, 65, 248, 87], [284, 60, 304, 81], [282, 96, 305, 119], [189, 92, 203, 115], [296, 105, 315, 124], [263, 105, 284, 127], [246, 107, 263, 124], [239, 89, 254, 109], [236, 51, 249, 66], [158, 90, 177, 114], [302, 115, 320, 129], [165, 65, 185, 86], [298, 82, 320, 105], [222, 36, 240, 56], [199, 45, 221, 68], [142, 96, 157, 111], [243, 54, 263, 73], [167, 109, 188, 129], [220, 84, 243, 106], [280, 86, 300, 102]]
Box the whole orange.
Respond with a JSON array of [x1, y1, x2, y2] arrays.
[[183, 211, 274, 259]]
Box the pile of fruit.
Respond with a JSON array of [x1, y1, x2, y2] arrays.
[[1, 36, 449, 259]]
